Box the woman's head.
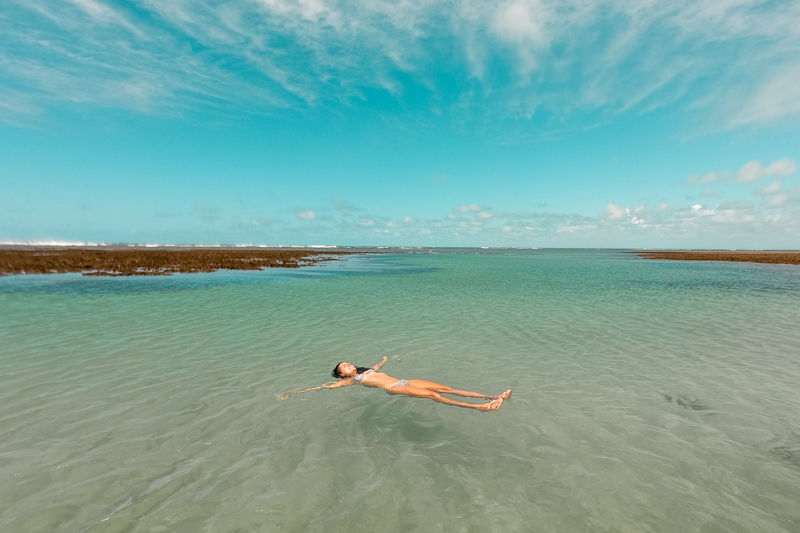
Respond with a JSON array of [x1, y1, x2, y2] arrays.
[[331, 362, 370, 378]]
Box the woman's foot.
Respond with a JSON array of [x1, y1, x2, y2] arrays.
[[481, 397, 503, 412], [489, 390, 513, 400]]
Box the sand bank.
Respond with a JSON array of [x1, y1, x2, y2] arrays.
[[635, 251, 800, 265], [0, 248, 354, 276]]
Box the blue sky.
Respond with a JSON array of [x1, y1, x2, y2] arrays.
[[1, 0, 799, 248]]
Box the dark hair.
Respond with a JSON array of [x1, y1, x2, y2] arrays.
[[331, 362, 371, 379]]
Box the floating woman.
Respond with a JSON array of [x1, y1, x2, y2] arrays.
[[317, 356, 511, 412]]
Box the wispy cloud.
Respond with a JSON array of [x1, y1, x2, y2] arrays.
[[455, 203, 485, 213], [605, 203, 626, 220], [725, 61, 800, 129], [250, 216, 271, 227], [754, 181, 800, 208], [332, 197, 361, 213], [296, 209, 317, 220], [193, 203, 221, 221], [737, 159, 797, 183], [687, 171, 730, 184], [687, 159, 797, 185], [701, 189, 722, 198], [3, 0, 800, 131]]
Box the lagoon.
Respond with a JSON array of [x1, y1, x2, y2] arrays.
[[2, 249, 799, 532]]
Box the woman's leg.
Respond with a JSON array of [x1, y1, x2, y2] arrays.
[[386, 384, 502, 411], [406, 379, 511, 400]]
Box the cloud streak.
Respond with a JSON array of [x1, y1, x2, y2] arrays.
[[737, 159, 797, 183], [3, 0, 800, 130], [688, 159, 797, 185], [296, 209, 317, 220]]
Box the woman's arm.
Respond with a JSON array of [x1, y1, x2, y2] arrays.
[[371, 356, 388, 371], [323, 378, 355, 389], [276, 379, 352, 400]]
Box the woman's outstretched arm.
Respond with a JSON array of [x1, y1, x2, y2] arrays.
[[323, 378, 355, 389], [372, 356, 388, 371], [276, 380, 351, 400]]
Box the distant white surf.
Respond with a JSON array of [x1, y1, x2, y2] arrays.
[[0, 241, 340, 249], [0, 240, 111, 247]]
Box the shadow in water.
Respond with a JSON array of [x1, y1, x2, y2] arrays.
[[664, 393, 711, 411]]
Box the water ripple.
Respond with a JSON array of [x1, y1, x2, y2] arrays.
[[1, 251, 799, 531]]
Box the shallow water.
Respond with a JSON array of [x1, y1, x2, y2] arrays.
[[2, 249, 800, 532]]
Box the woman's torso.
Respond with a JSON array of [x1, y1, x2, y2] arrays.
[[355, 371, 402, 389]]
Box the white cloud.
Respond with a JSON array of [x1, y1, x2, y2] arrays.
[[605, 203, 625, 220], [716, 201, 752, 211], [737, 158, 797, 182], [591, 197, 799, 244], [758, 181, 782, 195], [687, 171, 729, 184], [687, 159, 797, 187], [737, 161, 762, 183], [557, 223, 597, 234], [602, 202, 651, 226], [769, 193, 789, 207], [492, 0, 549, 76], [764, 159, 798, 177], [268, 193, 800, 247], [297, 209, 317, 220], [493, 1, 547, 46], [690, 204, 715, 216], [455, 203, 485, 213], [757, 183, 800, 208], [69, 0, 123, 24]]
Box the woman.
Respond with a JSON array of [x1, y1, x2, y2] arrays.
[[324, 356, 511, 412]]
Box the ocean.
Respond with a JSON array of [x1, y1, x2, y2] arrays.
[[2, 249, 799, 532]]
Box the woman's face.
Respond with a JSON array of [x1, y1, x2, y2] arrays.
[[337, 362, 357, 377]]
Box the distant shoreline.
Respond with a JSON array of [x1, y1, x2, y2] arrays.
[[5, 248, 800, 276], [0, 248, 359, 277], [634, 251, 800, 265]]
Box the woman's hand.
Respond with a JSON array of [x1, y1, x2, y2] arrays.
[[372, 356, 388, 371]]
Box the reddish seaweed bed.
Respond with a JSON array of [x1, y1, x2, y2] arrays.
[[635, 251, 800, 265], [0, 248, 354, 276]]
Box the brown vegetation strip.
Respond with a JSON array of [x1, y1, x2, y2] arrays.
[[636, 251, 800, 265], [0, 248, 354, 276]]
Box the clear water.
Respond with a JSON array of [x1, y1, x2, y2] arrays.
[[2, 249, 800, 532]]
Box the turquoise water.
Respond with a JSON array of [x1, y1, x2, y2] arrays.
[[2, 249, 800, 532]]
